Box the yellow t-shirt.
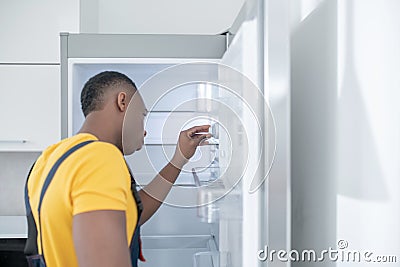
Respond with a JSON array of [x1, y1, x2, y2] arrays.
[[27, 133, 138, 267]]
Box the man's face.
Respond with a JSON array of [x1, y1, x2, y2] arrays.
[[122, 90, 147, 155]]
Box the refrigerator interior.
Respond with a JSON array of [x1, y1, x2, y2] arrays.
[[68, 58, 245, 267]]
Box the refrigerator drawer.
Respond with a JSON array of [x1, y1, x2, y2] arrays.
[[139, 235, 219, 267]]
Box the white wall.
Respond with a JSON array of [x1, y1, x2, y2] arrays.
[[336, 0, 400, 265], [291, 0, 400, 266], [80, 0, 245, 34], [0, 0, 244, 62]]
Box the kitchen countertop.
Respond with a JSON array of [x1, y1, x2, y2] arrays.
[[0, 216, 27, 239]]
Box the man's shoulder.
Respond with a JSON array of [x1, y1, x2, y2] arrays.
[[80, 141, 125, 162], [40, 134, 125, 168]]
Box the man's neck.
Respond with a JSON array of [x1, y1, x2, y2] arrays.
[[78, 112, 122, 151]]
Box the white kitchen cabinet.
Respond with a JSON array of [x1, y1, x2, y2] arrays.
[[0, 0, 79, 63], [0, 65, 60, 151]]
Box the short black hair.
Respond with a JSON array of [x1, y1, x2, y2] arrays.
[[80, 71, 137, 117]]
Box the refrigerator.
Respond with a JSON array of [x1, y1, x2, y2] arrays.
[[60, 1, 285, 267]]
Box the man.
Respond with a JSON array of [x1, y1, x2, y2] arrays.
[[25, 71, 211, 267]]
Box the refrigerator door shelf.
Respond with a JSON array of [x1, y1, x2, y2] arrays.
[[193, 235, 231, 267], [197, 180, 242, 223], [193, 251, 232, 267]]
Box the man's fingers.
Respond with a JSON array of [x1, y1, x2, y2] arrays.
[[199, 139, 209, 146], [193, 133, 212, 145], [187, 125, 211, 137]]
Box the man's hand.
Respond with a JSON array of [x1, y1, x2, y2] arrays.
[[170, 125, 212, 169]]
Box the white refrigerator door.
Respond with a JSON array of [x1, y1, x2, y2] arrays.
[[218, 13, 265, 267]]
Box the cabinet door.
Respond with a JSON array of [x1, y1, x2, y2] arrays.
[[0, 0, 79, 63], [0, 65, 60, 151]]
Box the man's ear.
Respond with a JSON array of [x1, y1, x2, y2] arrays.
[[116, 92, 128, 112]]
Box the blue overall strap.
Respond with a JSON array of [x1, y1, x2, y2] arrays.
[[37, 140, 95, 213], [24, 161, 40, 256], [35, 140, 95, 263], [130, 224, 142, 267], [24, 162, 37, 216], [125, 163, 145, 267]]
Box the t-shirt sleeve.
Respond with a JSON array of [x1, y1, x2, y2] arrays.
[[71, 142, 131, 216]]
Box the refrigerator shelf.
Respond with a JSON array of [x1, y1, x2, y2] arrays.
[[132, 170, 221, 186], [143, 143, 219, 146]]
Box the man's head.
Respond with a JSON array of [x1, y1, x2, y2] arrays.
[[81, 71, 137, 117], [81, 71, 147, 154]]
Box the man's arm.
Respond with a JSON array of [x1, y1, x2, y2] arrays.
[[138, 125, 211, 225], [73, 210, 132, 267]]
